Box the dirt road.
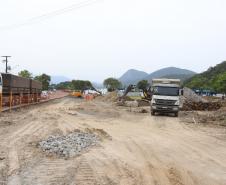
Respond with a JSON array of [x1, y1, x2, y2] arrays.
[[0, 97, 226, 185]]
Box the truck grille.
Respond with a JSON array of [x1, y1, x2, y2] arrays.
[[155, 99, 176, 106]]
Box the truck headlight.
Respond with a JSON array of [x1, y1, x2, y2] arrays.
[[175, 100, 180, 106], [152, 106, 157, 109], [173, 107, 179, 111]]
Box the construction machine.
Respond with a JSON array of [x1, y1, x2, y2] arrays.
[[119, 84, 152, 101], [71, 91, 82, 98], [90, 86, 102, 95], [119, 79, 183, 117], [71, 86, 102, 98]]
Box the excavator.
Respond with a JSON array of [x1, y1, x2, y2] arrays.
[[71, 86, 102, 98], [90, 86, 102, 95], [119, 84, 152, 101]]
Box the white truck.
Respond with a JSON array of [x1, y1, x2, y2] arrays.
[[150, 78, 182, 117]]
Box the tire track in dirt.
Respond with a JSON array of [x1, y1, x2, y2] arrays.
[[7, 145, 20, 176], [18, 158, 76, 185], [74, 158, 97, 185], [6, 121, 46, 184]]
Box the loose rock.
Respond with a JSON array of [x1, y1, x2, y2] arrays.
[[39, 131, 100, 158]]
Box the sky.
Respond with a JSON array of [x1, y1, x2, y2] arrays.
[[0, 0, 226, 82]]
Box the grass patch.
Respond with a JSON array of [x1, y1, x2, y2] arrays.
[[129, 96, 142, 100]]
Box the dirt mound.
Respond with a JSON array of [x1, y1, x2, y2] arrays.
[[181, 88, 222, 111], [85, 128, 112, 140], [183, 87, 207, 103], [122, 96, 134, 101], [101, 91, 118, 102], [182, 101, 222, 111], [180, 110, 226, 126], [137, 99, 150, 107]]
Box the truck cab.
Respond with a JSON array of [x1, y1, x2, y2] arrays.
[[150, 79, 181, 117]]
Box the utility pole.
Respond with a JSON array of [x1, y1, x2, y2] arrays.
[[1, 56, 11, 73]]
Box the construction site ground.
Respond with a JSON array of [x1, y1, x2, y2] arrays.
[[0, 97, 226, 185]]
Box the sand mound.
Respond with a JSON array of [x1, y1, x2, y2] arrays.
[[102, 91, 119, 102]]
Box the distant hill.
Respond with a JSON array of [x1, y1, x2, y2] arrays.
[[51, 76, 71, 84], [145, 67, 196, 82], [184, 61, 226, 93], [119, 69, 149, 85], [119, 67, 196, 85]]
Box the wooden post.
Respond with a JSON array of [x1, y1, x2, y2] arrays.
[[28, 93, 30, 105], [0, 93, 2, 112], [20, 92, 22, 109], [9, 91, 12, 111], [35, 91, 38, 102]]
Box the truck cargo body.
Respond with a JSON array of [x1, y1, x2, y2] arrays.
[[0, 73, 42, 95], [30, 80, 42, 94]]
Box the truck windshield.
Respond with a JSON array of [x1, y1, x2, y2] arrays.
[[153, 86, 179, 96]]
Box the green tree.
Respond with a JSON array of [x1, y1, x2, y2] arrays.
[[213, 72, 226, 93], [34, 74, 51, 90], [103, 78, 122, 92], [56, 81, 72, 90], [71, 80, 93, 91], [137, 80, 149, 91], [18, 70, 33, 79]]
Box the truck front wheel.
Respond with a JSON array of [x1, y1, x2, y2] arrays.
[[174, 112, 178, 117], [151, 110, 155, 116]]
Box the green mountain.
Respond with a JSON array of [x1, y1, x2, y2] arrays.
[[184, 61, 226, 93], [145, 67, 196, 82], [119, 69, 149, 85], [119, 67, 196, 85]]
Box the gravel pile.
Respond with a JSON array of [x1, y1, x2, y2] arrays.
[[183, 87, 208, 103], [39, 131, 99, 158]]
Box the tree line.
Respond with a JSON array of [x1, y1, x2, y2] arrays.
[[56, 80, 93, 91], [18, 69, 98, 92], [18, 60, 226, 94], [17, 70, 150, 93], [184, 61, 226, 93], [18, 70, 51, 90]]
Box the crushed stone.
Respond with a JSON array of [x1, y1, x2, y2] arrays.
[[39, 130, 100, 158]]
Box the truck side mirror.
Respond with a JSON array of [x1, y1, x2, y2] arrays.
[[180, 89, 184, 96]]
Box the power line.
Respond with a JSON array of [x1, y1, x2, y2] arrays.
[[0, 0, 103, 31], [30, 0, 100, 21]]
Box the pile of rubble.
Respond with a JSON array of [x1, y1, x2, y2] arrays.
[[102, 91, 118, 102], [181, 110, 226, 126], [181, 101, 222, 111], [183, 87, 208, 103], [39, 131, 99, 158], [182, 88, 222, 111]]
